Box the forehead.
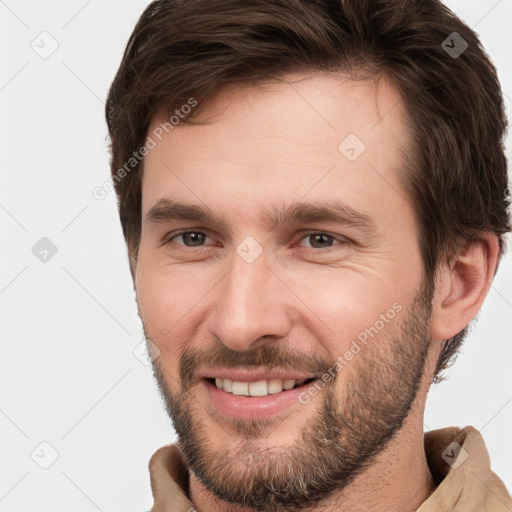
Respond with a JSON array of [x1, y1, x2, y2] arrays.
[[141, 71, 412, 225]]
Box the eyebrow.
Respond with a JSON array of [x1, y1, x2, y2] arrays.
[[145, 198, 377, 234]]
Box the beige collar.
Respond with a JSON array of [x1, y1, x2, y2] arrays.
[[148, 425, 512, 512]]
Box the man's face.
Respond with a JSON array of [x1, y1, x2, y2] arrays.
[[136, 72, 434, 509]]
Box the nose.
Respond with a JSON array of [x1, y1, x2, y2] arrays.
[[206, 247, 292, 352]]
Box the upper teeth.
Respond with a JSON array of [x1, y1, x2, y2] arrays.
[[214, 378, 305, 396]]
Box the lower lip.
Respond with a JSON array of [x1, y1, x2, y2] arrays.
[[201, 379, 315, 421]]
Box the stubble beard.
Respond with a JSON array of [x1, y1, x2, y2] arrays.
[[147, 281, 434, 511]]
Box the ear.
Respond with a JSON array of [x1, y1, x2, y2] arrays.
[[430, 234, 501, 340]]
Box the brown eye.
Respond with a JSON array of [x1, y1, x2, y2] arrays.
[[171, 232, 210, 247], [299, 233, 341, 250]]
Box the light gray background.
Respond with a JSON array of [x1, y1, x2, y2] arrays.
[[1, 1, 511, 510]]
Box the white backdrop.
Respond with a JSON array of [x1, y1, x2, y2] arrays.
[[1, 1, 511, 510]]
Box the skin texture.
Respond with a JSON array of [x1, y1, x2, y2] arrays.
[[135, 71, 500, 512]]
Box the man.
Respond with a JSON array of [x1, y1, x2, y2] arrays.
[[105, 0, 512, 510]]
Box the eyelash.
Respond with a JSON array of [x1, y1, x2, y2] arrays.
[[163, 230, 348, 253]]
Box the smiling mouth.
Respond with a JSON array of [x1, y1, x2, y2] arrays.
[[205, 377, 316, 397]]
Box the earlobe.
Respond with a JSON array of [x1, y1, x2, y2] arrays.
[[430, 234, 500, 341]]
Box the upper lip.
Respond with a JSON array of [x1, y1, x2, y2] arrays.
[[200, 367, 316, 382]]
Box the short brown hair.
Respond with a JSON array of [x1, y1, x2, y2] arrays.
[[106, 0, 511, 381]]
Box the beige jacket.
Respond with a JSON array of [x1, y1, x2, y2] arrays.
[[148, 425, 512, 511]]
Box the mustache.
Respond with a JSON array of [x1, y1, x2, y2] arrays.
[[179, 341, 334, 389]]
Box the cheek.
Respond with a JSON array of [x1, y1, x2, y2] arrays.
[[318, 304, 402, 370], [136, 260, 211, 362], [282, 265, 405, 356]]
